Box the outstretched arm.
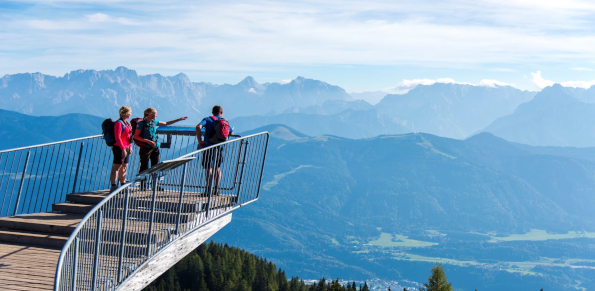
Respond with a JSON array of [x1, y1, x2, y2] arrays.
[[159, 116, 188, 126]]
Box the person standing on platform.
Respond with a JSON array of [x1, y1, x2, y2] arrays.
[[110, 106, 133, 192], [195, 105, 233, 195], [135, 107, 188, 175]]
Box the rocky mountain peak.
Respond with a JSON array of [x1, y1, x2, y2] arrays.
[[238, 76, 259, 87]]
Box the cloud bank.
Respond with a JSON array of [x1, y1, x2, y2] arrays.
[[531, 71, 595, 89], [2, 0, 595, 91], [388, 78, 512, 94]]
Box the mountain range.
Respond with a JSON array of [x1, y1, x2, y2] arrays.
[[0, 67, 352, 123], [376, 83, 536, 139], [482, 84, 595, 147], [237, 83, 536, 140], [4, 67, 595, 147]]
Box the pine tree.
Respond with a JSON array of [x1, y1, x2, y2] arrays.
[[362, 282, 370, 291], [317, 277, 327, 291], [144, 241, 352, 291], [423, 263, 453, 291]]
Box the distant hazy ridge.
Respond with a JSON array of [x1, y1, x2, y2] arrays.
[[4, 67, 595, 147]]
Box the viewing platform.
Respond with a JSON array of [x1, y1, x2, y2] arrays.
[[0, 127, 269, 290]]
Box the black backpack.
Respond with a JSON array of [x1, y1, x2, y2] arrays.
[[102, 118, 117, 146]]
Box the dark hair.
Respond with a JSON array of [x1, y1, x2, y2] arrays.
[[212, 105, 223, 115]]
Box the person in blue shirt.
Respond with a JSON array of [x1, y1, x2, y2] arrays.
[[195, 105, 233, 194], [135, 107, 187, 176]]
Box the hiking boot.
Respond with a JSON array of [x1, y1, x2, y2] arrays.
[[110, 184, 118, 193]]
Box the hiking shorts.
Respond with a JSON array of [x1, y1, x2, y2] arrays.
[[201, 148, 223, 169], [112, 146, 131, 165]]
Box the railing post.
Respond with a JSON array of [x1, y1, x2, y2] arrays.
[[91, 210, 103, 291], [71, 142, 84, 193], [71, 237, 79, 291], [234, 141, 249, 203], [175, 163, 188, 234], [13, 151, 30, 216], [117, 188, 130, 282], [256, 135, 270, 199], [205, 148, 219, 218], [147, 174, 158, 257]]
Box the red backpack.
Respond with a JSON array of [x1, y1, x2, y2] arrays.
[[208, 116, 230, 144], [130, 117, 147, 146]]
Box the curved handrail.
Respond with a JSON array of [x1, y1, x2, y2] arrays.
[[54, 132, 269, 291], [0, 128, 218, 217], [0, 135, 104, 154], [54, 180, 135, 289]]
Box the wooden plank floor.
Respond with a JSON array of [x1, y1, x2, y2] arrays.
[[0, 212, 84, 226], [0, 243, 60, 290], [0, 188, 235, 290]]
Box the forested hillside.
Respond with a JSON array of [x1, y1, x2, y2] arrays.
[[143, 241, 376, 291], [0, 109, 103, 150]]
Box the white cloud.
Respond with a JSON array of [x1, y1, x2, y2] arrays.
[[387, 78, 511, 94], [26, 19, 85, 30], [24, 13, 136, 31], [247, 88, 257, 93], [86, 13, 136, 25], [531, 70, 595, 89], [491, 68, 516, 72], [479, 79, 511, 87], [530, 71, 555, 89], [86, 13, 111, 22], [6, 0, 595, 67], [281, 79, 292, 84], [571, 67, 594, 71], [4, 0, 595, 90]]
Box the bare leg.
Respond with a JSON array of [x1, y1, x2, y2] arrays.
[[119, 163, 128, 184], [205, 168, 222, 187], [205, 168, 213, 184], [110, 164, 122, 185], [214, 168, 222, 187]]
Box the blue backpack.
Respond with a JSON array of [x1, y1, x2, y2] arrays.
[[102, 119, 125, 146]]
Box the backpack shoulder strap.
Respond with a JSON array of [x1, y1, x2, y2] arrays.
[[211, 116, 218, 121], [116, 119, 126, 131]]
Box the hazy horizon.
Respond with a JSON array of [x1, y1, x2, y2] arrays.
[[3, 0, 595, 93]]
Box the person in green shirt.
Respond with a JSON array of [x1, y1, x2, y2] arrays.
[[135, 107, 187, 175]]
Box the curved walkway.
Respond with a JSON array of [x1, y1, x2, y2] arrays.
[[0, 190, 109, 290], [0, 189, 234, 290]]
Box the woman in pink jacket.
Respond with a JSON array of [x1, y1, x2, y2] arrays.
[[110, 106, 133, 192]]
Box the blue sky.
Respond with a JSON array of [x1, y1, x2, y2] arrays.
[[2, 0, 595, 93]]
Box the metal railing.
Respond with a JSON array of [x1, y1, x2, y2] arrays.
[[0, 127, 209, 217], [54, 132, 269, 291]]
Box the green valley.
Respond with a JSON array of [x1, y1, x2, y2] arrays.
[[213, 125, 595, 291]]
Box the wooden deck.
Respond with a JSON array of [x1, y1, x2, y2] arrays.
[[0, 188, 237, 290], [0, 243, 60, 290]]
